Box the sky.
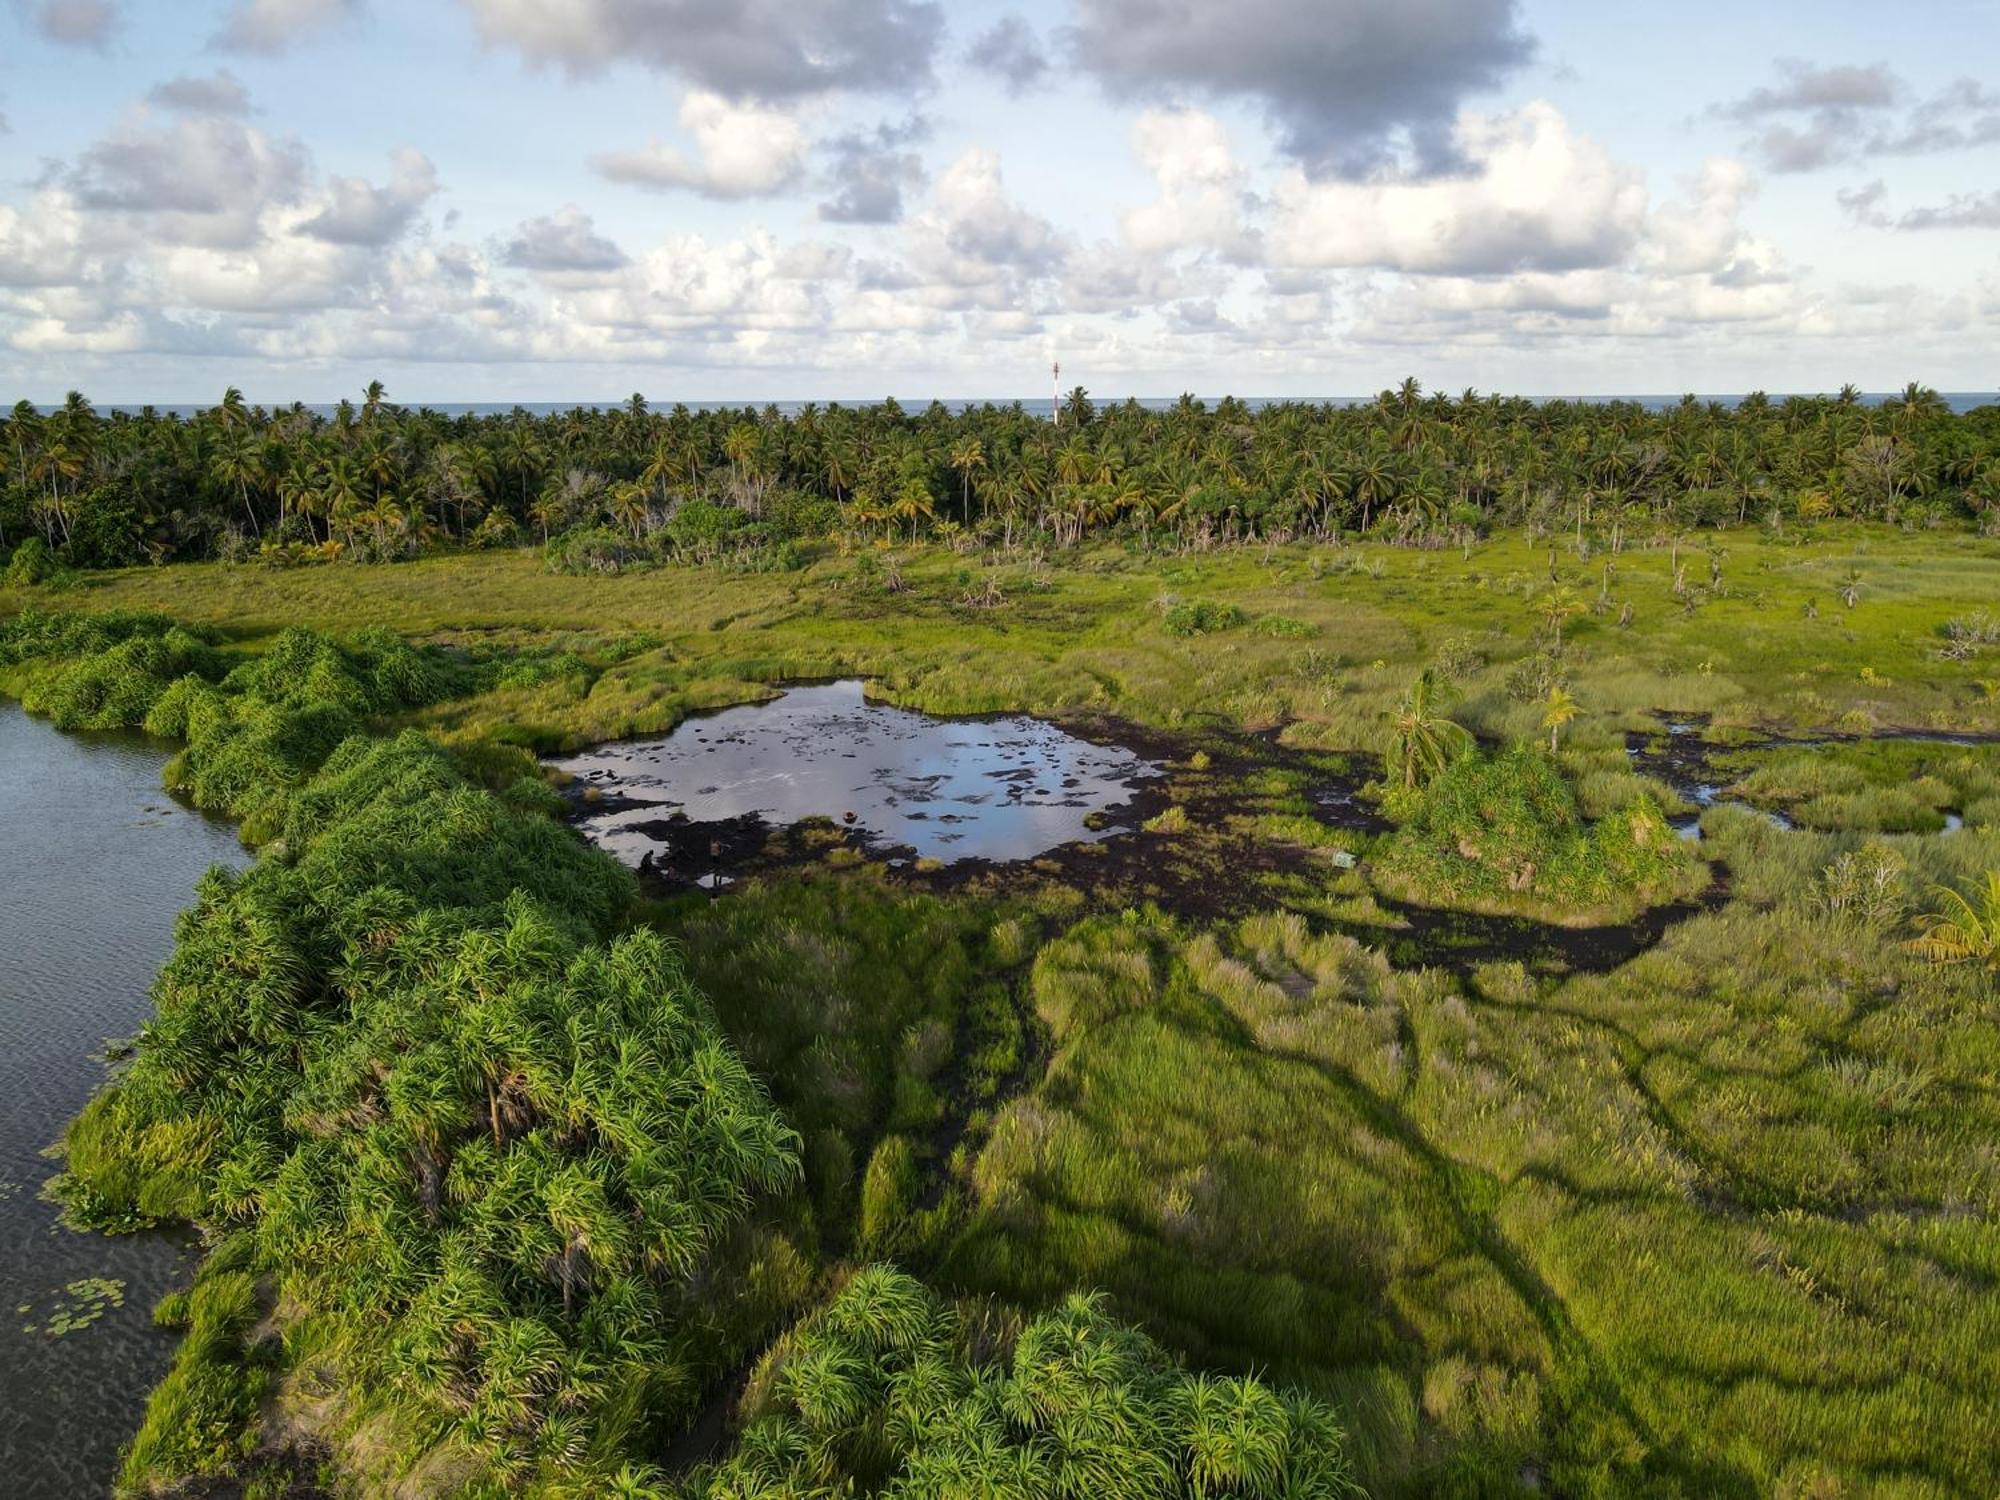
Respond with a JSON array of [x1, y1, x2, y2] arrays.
[[0, 0, 1996, 404]]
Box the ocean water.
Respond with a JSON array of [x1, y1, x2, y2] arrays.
[[36, 392, 1997, 420]]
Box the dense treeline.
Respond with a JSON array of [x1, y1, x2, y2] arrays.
[[4, 380, 1998, 572]]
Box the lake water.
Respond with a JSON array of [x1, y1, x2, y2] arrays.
[[0, 702, 248, 1497], [554, 680, 1160, 870]]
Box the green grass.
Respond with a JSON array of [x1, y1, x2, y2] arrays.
[[5, 536, 2000, 1498], [933, 892, 2000, 1497], [8, 527, 2000, 761]]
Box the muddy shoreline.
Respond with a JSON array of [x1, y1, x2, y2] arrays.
[[556, 690, 1745, 975]]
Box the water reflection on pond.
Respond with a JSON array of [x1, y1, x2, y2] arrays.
[[555, 680, 1162, 869]]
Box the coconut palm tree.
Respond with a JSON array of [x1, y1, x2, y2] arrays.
[[949, 437, 986, 522], [1543, 684, 1579, 752], [1536, 586, 1585, 649], [1387, 669, 1471, 789], [1905, 872, 2000, 977]]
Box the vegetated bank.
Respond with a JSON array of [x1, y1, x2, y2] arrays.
[[0, 607, 1359, 1498]]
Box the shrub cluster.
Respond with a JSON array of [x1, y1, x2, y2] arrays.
[[1377, 745, 1692, 914], [9, 612, 801, 1490], [1161, 599, 1247, 638], [683, 1265, 1358, 1499]]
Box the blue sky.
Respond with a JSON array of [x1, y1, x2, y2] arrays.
[[1, 0, 1996, 402]]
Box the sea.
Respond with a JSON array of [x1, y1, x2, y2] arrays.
[[25, 393, 1997, 420]]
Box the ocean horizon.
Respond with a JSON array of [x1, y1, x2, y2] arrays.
[[23, 392, 1998, 420]]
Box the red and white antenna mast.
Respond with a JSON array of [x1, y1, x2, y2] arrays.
[[1051, 357, 1061, 427]]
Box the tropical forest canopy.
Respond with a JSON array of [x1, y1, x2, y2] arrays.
[[5, 380, 1998, 572]]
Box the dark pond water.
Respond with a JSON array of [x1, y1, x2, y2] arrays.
[[0, 702, 248, 1498], [1629, 718, 1986, 841], [554, 680, 1161, 871]]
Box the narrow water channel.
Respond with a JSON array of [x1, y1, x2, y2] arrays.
[[0, 702, 248, 1497]]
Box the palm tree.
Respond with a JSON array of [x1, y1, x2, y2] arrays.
[[1536, 586, 1585, 649], [1542, 684, 1578, 753], [1904, 873, 2000, 977], [949, 438, 986, 522], [1386, 669, 1471, 789], [609, 482, 649, 540], [209, 427, 267, 537]]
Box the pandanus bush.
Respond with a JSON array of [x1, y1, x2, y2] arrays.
[[16, 612, 800, 1488], [684, 1266, 1358, 1500]]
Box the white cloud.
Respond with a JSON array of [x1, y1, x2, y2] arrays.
[[1267, 102, 1647, 275], [67, 112, 311, 250], [593, 92, 807, 199], [905, 148, 1067, 294], [460, 0, 942, 99], [298, 148, 439, 246], [1121, 108, 1257, 260], [502, 207, 628, 273], [146, 71, 254, 117]]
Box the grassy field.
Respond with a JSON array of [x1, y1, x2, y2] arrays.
[[9, 526, 2000, 755], [5, 529, 1999, 1497]]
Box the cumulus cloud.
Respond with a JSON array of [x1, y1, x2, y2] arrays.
[[593, 92, 807, 199], [14, 0, 119, 49], [461, 0, 942, 99], [67, 113, 311, 249], [298, 148, 438, 245], [1266, 102, 1646, 274], [908, 148, 1067, 289], [0, 96, 453, 373], [1065, 0, 1534, 176], [1715, 61, 2000, 172], [213, 0, 360, 54], [1643, 158, 1778, 281], [502, 206, 628, 272], [818, 116, 928, 224], [1121, 107, 1257, 259], [146, 71, 253, 117], [964, 16, 1048, 94]]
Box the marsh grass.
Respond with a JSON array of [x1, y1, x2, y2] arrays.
[[8, 536, 2000, 1498], [932, 876, 2000, 1496], [11, 527, 1998, 764]]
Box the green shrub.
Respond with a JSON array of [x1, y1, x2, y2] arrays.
[[1377, 746, 1693, 916], [859, 1135, 919, 1252], [4, 536, 61, 585], [1162, 599, 1247, 637], [691, 1266, 1358, 1499], [116, 1264, 266, 1493], [20, 628, 224, 730]]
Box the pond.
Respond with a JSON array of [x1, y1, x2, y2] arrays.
[[554, 680, 1162, 876], [0, 702, 248, 1496]]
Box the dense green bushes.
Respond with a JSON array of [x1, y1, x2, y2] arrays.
[[682, 1265, 1358, 1499], [1377, 746, 1696, 918], [117, 1243, 268, 1491], [1161, 599, 1247, 637], [8, 611, 802, 1491]]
